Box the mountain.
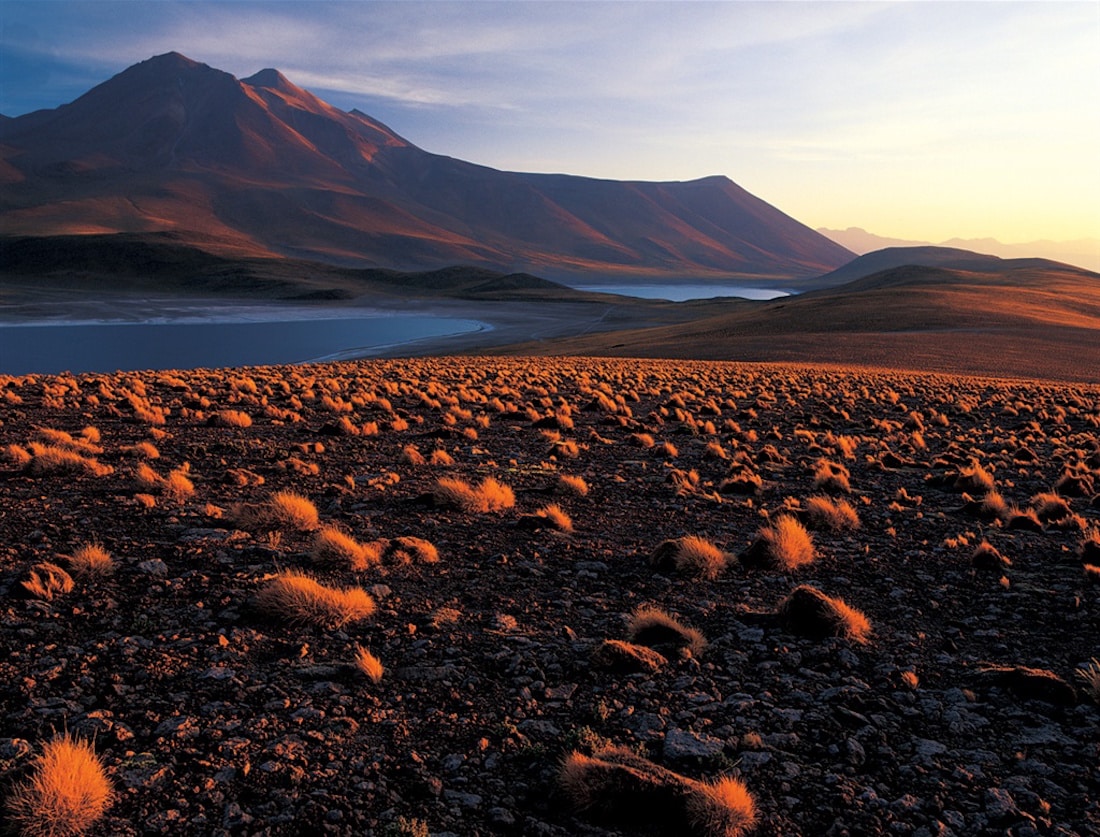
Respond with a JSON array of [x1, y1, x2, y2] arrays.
[[818, 227, 1100, 274], [498, 253, 1100, 382], [0, 52, 852, 280]]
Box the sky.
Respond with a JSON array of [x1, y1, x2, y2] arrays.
[[1, 1, 1098, 245]]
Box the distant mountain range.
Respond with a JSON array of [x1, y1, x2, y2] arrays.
[[0, 52, 852, 281], [818, 227, 1100, 274]]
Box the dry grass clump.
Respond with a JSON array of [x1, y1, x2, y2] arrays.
[[778, 585, 871, 644], [27, 444, 113, 477], [979, 665, 1078, 706], [209, 409, 252, 428], [66, 544, 115, 578], [742, 515, 816, 571], [134, 462, 195, 501], [1029, 491, 1073, 523], [533, 503, 574, 533], [559, 746, 755, 837], [354, 644, 384, 684], [236, 491, 320, 532], [801, 496, 860, 532], [954, 460, 995, 494], [591, 639, 667, 674], [627, 606, 706, 657], [1075, 658, 1100, 703], [1079, 528, 1100, 566], [813, 459, 851, 494], [401, 445, 427, 465], [557, 474, 589, 496], [429, 449, 454, 466], [21, 563, 75, 600], [433, 476, 515, 513], [4, 734, 113, 837], [381, 536, 440, 565], [311, 526, 381, 571], [971, 540, 1010, 571], [649, 536, 729, 580], [256, 570, 375, 628]]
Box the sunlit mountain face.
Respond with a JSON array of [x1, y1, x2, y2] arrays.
[[0, 52, 852, 280]]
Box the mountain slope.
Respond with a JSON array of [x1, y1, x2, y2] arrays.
[[0, 52, 852, 279]]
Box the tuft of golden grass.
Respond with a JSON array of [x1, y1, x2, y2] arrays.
[[237, 491, 320, 532], [813, 459, 851, 494], [627, 606, 706, 657], [429, 449, 454, 466], [1076, 658, 1100, 702], [5, 734, 113, 837], [534, 503, 574, 533], [802, 496, 861, 532], [687, 775, 758, 837], [971, 540, 1010, 571], [778, 585, 872, 644], [955, 460, 995, 494], [383, 536, 440, 564], [900, 670, 920, 690], [1079, 528, 1100, 566], [401, 445, 426, 465], [433, 476, 515, 513], [67, 544, 114, 578], [6, 443, 33, 467], [354, 644, 384, 684], [21, 562, 75, 600], [557, 474, 589, 496], [27, 444, 112, 477], [1030, 491, 1073, 523], [256, 570, 375, 628], [650, 535, 729, 580], [210, 409, 252, 428], [311, 526, 381, 571], [559, 747, 755, 837], [745, 515, 816, 571]]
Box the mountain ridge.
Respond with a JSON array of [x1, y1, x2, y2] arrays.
[[0, 52, 852, 280]]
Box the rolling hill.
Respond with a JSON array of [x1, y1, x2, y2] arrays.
[[0, 52, 851, 281], [493, 250, 1100, 382]]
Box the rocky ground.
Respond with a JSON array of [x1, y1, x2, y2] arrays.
[[0, 357, 1097, 836]]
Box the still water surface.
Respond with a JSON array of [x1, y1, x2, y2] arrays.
[[0, 314, 485, 375], [571, 284, 790, 302]]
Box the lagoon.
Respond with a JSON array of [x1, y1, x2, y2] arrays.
[[570, 283, 790, 302], [0, 312, 486, 375]]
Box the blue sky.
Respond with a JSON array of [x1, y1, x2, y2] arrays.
[[2, 1, 1098, 243]]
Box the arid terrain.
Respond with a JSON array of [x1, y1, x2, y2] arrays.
[[1, 356, 1098, 836]]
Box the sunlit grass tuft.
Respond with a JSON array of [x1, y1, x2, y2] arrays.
[[5, 734, 113, 837]]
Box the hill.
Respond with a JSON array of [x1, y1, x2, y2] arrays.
[[491, 255, 1100, 382], [0, 52, 851, 281], [819, 227, 1100, 274]]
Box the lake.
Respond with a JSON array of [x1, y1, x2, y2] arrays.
[[0, 313, 486, 375], [570, 283, 790, 302]]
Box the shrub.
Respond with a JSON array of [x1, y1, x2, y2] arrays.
[[559, 746, 755, 837], [627, 607, 705, 657], [210, 410, 252, 428], [21, 563, 75, 600], [67, 544, 115, 577], [256, 570, 375, 628], [742, 515, 816, 571], [813, 459, 851, 494], [354, 644, 384, 684], [534, 503, 574, 533], [237, 491, 320, 532], [801, 496, 860, 532], [28, 444, 112, 477], [778, 585, 871, 644], [971, 540, 1010, 571], [557, 474, 589, 496], [382, 536, 440, 564], [649, 536, 729, 580], [433, 476, 515, 513], [311, 527, 381, 571], [5, 734, 113, 837]]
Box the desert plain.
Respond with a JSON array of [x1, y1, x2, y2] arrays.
[[1, 355, 1098, 836]]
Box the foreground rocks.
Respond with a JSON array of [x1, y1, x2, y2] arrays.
[[0, 357, 1098, 836]]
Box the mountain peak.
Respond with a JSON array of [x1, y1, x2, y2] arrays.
[[242, 68, 294, 92]]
